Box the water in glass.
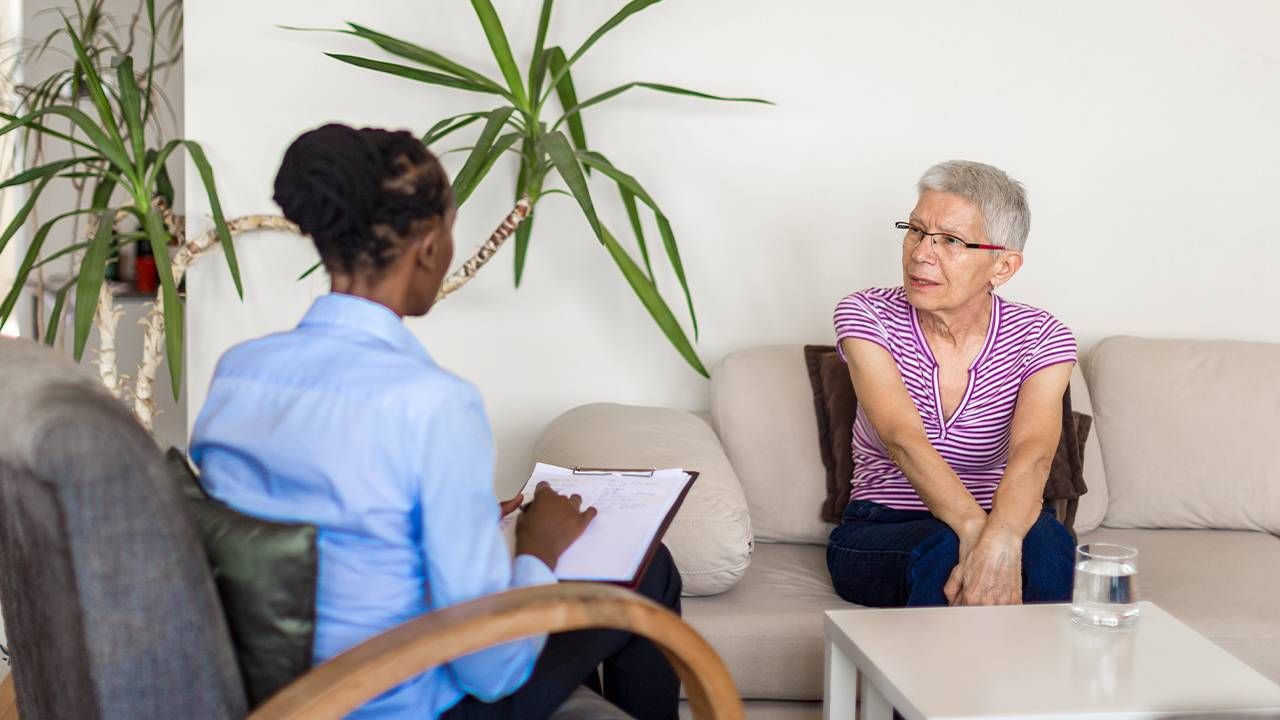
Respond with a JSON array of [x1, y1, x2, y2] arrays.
[[1072, 543, 1140, 628]]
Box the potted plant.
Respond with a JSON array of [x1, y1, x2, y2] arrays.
[[298, 0, 771, 376], [0, 0, 239, 415]]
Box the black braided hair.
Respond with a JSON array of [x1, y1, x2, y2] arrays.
[[273, 123, 452, 275]]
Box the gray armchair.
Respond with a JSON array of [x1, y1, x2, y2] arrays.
[[0, 338, 741, 719]]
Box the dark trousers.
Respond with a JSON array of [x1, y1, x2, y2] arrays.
[[826, 500, 1075, 607], [440, 545, 682, 720]]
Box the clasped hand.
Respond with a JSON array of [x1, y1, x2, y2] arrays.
[[944, 522, 1023, 606]]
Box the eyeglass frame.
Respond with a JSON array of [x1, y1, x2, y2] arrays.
[[894, 221, 1005, 252]]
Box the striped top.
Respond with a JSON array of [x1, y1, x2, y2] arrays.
[[833, 287, 1077, 511]]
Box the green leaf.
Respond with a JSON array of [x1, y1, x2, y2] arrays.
[[114, 55, 147, 174], [342, 23, 508, 95], [513, 142, 542, 287], [297, 261, 324, 281], [0, 111, 98, 153], [0, 157, 91, 191], [559, 81, 773, 128], [578, 151, 696, 336], [143, 207, 184, 399], [451, 107, 515, 202], [469, 0, 529, 110], [182, 140, 241, 299], [325, 54, 503, 95], [454, 132, 520, 208], [544, 0, 663, 99], [655, 213, 697, 338], [0, 175, 55, 259], [544, 130, 705, 375], [545, 47, 588, 159], [422, 110, 489, 147], [90, 174, 119, 210], [0, 107, 135, 182], [513, 214, 535, 288], [0, 208, 99, 324], [146, 149, 175, 208], [528, 0, 555, 100], [60, 15, 125, 149], [541, 130, 603, 241], [72, 208, 115, 360], [43, 279, 75, 346], [599, 224, 707, 376], [620, 185, 653, 282]]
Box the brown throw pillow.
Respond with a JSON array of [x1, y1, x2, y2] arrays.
[[805, 345, 858, 523], [802, 345, 1091, 535]]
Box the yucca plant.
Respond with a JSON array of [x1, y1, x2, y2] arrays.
[[0, 1, 235, 399], [299, 0, 770, 377]]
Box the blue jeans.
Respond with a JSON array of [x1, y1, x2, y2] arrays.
[[826, 500, 1075, 607]]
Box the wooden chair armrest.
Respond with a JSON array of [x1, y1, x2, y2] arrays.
[[0, 673, 17, 720], [249, 582, 741, 720]]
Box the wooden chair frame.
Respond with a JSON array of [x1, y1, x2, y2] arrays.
[[0, 582, 742, 720]]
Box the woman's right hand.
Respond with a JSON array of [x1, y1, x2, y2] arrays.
[[515, 482, 598, 571], [944, 514, 987, 604]]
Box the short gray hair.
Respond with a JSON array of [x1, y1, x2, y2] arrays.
[[917, 160, 1030, 251]]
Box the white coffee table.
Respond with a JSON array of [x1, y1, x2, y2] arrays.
[[824, 601, 1280, 719]]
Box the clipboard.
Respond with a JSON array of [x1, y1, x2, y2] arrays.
[[615, 469, 697, 589], [516, 464, 698, 589]]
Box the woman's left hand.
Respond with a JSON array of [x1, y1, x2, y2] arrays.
[[946, 526, 1023, 606]]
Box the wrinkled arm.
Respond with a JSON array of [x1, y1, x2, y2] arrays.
[[989, 362, 1072, 538], [840, 337, 986, 539], [948, 362, 1073, 606]]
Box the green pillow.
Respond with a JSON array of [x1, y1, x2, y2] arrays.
[[166, 448, 318, 707]]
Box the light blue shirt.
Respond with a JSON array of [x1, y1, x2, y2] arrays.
[[190, 293, 555, 718]]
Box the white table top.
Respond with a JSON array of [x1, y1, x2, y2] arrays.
[[825, 601, 1280, 719]]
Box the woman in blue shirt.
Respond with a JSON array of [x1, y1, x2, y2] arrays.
[[191, 124, 681, 719]]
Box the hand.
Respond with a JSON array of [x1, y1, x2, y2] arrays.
[[498, 494, 523, 518], [515, 482, 597, 571], [943, 515, 986, 605], [946, 526, 1023, 606]]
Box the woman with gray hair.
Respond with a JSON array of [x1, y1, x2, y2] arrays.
[[827, 160, 1077, 607]]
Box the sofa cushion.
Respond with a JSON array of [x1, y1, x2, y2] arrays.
[[712, 347, 833, 544], [1080, 527, 1280, 683], [1088, 337, 1280, 533], [683, 543, 849, 700], [803, 346, 857, 524], [533, 404, 753, 596]]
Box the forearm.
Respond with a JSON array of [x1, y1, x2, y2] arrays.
[[988, 443, 1053, 539], [887, 433, 986, 535]]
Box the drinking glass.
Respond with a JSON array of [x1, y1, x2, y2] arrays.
[[1071, 543, 1140, 628]]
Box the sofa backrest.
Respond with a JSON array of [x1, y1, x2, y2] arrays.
[[711, 346, 832, 544], [710, 344, 1111, 544], [1087, 336, 1280, 534]]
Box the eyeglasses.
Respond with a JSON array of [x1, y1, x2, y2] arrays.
[[894, 221, 1004, 256]]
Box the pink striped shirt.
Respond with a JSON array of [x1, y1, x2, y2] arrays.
[[833, 287, 1077, 511]]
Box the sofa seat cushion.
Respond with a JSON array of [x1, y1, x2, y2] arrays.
[[683, 543, 850, 700], [1081, 527, 1280, 682]]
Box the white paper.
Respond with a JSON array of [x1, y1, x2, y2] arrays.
[[504, 463, 691, 582]]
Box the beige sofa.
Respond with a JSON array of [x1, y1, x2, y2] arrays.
[[536, 337, 1280, 719]]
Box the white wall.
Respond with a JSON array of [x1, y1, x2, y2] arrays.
[[185, 0, 1280, 496]]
